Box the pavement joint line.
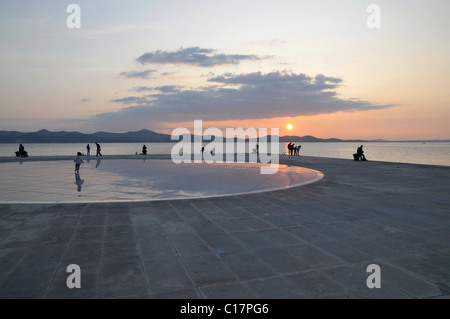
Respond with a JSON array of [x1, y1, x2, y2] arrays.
[[130, 208, 151, 297]]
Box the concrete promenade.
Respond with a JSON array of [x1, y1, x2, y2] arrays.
[[0, 155, 449, 299]]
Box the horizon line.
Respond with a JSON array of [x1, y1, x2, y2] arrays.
[[0, 128, 449, 142]]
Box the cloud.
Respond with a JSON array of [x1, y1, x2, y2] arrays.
[[130, 85, 182, 93], [207, 71, 343, 91], [136, 47, 265, 67], [86, 70, 394, 131], [269, 39, 287, 46], [120, 69, 156, 79], [130, 86, 154, 93], [109, 96, 150, 105], [161, 72, 178, 77], [80, 98, 91, 103]]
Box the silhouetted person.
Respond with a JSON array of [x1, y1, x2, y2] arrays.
[[74, 152, 84, 172], [357, 145, 366, 161], [287, 142, 292, 155], [256, 143, 259, 154], [295, 145, 301, 156], [201, 146, 205, 153], [95, 142, 102, 157], [17, 144, 28, 157], [142, 144, 147, 155], [86, 144, 90, 156]]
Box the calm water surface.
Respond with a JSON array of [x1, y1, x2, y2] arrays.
[[1, 142, 449, 167]]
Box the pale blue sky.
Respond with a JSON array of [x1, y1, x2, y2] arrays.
[[0, 0, 449, 139]]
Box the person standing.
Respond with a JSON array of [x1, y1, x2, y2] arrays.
[[95, 142, 102, 157], [86, 144, 90, 156]]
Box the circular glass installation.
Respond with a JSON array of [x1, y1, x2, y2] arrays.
[[0, 159, 323, 203]]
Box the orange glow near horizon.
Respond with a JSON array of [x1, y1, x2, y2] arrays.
[[155, 103, 449, 141]]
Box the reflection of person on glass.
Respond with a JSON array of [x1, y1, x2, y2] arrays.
[[74, 171, 84, 192], [96, 159, 101, 168]]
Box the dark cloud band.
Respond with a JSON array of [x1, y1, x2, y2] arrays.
[[120, 69, 156, 79], [88, 71, 394, 131], [136, 47, 264, 67]]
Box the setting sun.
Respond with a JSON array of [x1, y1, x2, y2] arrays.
[[287, 124, 293, 130]]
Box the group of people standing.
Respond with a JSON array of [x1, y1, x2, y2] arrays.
[[75, 142, 102, 173], [85, 142, 102, 157], [287, 142, 301, 156]]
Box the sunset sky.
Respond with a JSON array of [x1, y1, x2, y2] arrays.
[[0, 0, 449, 140]]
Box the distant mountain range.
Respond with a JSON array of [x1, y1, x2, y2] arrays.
[[0, 129, 172, 143], [0, 129, 448, 143]]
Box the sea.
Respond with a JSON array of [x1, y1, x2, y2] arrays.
[[1, 142, 449, 167]]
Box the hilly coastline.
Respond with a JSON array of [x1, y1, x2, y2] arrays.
[[0, 129, 447, 143]]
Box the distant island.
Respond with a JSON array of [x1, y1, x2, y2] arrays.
[[0, 129, 448, 143]]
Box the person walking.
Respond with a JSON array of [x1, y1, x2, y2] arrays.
[[95, 142, 102, 157], [74, 152, 84, 172], [86, 144, 90, 156]]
